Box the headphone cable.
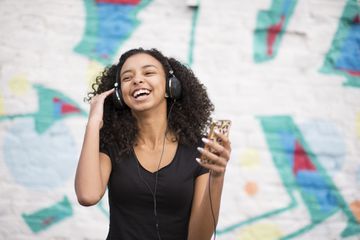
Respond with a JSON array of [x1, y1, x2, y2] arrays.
[[135, 101, 175, 240]]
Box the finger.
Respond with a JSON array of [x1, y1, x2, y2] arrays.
[[197, 147, 227, 167], [214, 130, 232, 153], [196, 158, 226, 174], [201, 138, 231, 161], [101, 88, 115, 98], [202, 137, 224, 153]]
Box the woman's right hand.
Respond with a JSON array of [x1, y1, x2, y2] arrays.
[[87, 88, 115, 129]]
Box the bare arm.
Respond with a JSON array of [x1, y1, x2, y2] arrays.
[[74, 88, 114, 206], [188, 132, 231, 240]]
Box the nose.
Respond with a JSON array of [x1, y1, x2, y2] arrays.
[[133, 74, 144, 85]]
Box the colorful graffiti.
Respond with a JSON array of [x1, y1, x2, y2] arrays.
[[22, 196, 73, 233], [0, 84, 86, 134], [0, 83, 85, 232], [74, 0, 152, 65], [320, 0, 360, 88], [218, 116, 360, 239], [253, 0, 297, 62]]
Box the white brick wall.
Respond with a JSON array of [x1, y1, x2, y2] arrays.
[[0, 0, 359, 239]]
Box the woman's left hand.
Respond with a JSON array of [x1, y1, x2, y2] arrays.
[[196, 131, 232, 177]]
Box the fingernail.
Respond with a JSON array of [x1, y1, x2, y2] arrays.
[[202, 137, 210, 144], [197, 147, 204, 152], [195, 158, 201, 164]]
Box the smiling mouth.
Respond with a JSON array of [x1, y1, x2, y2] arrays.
[[132, 88, 151, 99]]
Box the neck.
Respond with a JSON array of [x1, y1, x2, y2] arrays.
[[132, 104, 171, 150]]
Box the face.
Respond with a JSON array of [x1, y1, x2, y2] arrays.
[[119, 53, 167, 112]]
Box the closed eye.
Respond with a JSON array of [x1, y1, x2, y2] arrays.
[[121, 76, 132, 82], [144, 71, 156, 76]]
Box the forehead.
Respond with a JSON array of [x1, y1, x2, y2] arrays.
[[120, 53, 164, 73]]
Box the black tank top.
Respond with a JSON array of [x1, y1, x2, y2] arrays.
[[100, 141, 208, 240]]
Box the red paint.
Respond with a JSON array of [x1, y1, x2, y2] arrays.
[[336, 67, 360, 76], [53, 97, 80, 114], [353, 14, 360, 24], [42, 216, 55, 226], [62, 103, 80, 114], [293, 140, 316, 175], [96, 0, 140, 4], [267, 15, 285, 56]]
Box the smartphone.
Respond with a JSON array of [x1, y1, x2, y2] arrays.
[[201, 119, 232, 162]]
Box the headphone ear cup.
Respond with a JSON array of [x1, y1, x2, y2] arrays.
[[167, 75, 182, 99], [113, 82, 125, 109]]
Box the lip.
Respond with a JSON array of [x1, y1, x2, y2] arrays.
[[131, 88, 152, 99]]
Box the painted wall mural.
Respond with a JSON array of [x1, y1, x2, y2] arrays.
[[253, 0, 298, 62], [74, 0, 152, 65], [22, 196, 73, 233], [217, 116, 360, 239], [320, 0, 360, 88], [0, 0, 359, 239], [0, 83, 85, 233]]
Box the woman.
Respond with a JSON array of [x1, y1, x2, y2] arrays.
[[75, 48, 231, 240]]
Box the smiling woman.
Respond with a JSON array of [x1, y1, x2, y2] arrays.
[[75, 48, 232, 240]]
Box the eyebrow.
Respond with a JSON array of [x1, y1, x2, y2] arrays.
[[121, 64, 158, 77]]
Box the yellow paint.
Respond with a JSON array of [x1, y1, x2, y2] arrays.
[[237, 223, 283, 240], [9, 75, 30, 96], [356, 112, 360, 138], [244, 181, 258, 196], [87, 60, 104, 88], [239, 148, 260, 168]]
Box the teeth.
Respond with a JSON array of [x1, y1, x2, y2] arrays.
[[133, 89, 150, 98]]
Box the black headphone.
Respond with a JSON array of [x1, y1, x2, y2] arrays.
[[113, 61, 182, 109]]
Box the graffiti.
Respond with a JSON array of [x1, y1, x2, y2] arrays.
[[253, 0, 297, 62], [22, 196, 73, 233], [0, 84, 86, 134], [320, 0, 360, 88], [217, 116, 360, 239], [188, 2, 200, 66], [299, 120, 346, 176], [74, 0, 152, 65], [0, 83, 85, 231]]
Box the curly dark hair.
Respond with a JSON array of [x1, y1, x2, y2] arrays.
[[87, 48, 214, 155]]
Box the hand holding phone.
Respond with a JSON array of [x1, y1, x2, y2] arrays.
[[200, 119, 231, 163]]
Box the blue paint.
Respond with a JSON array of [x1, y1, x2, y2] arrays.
[[53, 101, 62, 118], [296, 170, 338, 214], [96, 3, 137, 59], [299, 120, 346, 175], [335, 24, 360, 71], [3, 119, 77, 189], [279, 132, 296, 169], [282, 0, 293, 15]]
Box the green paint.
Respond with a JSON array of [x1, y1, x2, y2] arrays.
[[74, 0, 152, 66], [0, 84, 86, 134], [218, 116, 360, 238], [187, 1, 200, 66], [259, 116, 360, 238], [22, 196, 73, 233], [217, 202, 297, 235], [34, 84, 86, 134], [253, 0, 297, 63], [73, 0, 99, 63], [320, 0, 360, 88]]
